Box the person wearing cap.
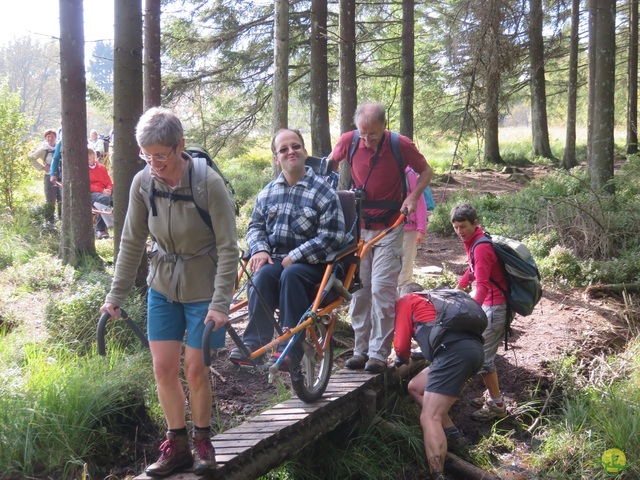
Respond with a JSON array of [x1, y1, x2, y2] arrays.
[[28, 129, 61, 224]]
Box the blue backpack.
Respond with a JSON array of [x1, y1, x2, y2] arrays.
[[423, 186, 435, 211]]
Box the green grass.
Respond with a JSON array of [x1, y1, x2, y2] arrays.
[[0, 343, 153, 479], [527, 338, 640, 478]]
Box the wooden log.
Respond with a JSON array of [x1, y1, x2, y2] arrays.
[[445, 452, 500, 480]]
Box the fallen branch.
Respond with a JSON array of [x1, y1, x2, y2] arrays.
[[209, 366, 226, 383], [584, 283, 640, 299]]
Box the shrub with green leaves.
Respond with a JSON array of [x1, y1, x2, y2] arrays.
[[44, 271, 147, 355], [0, 80, 31, 213], [3, 252, 75, 291], [538, 245, 584, 287]]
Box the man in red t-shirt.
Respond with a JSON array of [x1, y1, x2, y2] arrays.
[[329, 103, 433, 373], [88, 148, 113, 239], [451, 203, 510, 422]]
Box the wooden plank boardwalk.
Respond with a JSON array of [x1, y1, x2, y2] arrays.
[[135, 363, 423, 480]]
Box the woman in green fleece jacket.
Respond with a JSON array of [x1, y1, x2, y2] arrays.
[[100, 108, 238, 477]]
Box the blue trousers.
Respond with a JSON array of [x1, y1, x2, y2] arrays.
[[243, 260, 324, 358]]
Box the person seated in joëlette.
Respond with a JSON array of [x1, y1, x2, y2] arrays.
[[229, 128, 345, 371]]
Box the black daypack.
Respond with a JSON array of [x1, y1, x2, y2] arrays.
[[471, 233, 542, 348], [413, 289, 488, 362], [140, 146, 239, 231]]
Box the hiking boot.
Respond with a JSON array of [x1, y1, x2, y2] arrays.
[[96, 230, 109, 239], [364, 357, 388, 374], [345, 354, 368, 370], [145, 431, 193, 477], [470, 399, 508, 422], [470, 390, 490, 408], [428, 472, 446, 480], [192, 430, 217, 475], [445, 429, 470, 456], [229, 344, 264, 366]]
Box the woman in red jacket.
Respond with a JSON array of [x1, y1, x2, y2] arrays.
[[451, 203, 510, 422]]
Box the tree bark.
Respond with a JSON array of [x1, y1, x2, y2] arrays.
[[529, 0, 554, 161], [113, 0, 144, 278], [627, 0, 639, 155], [59, 0, 94, 265], [563, 0, 580, 170], [143, 0, 162, 111], [310, 0, 331, 157], [483, 1, 504, 165], [399, 0, 415, 139], [589, 0, 616, 193], [338, 0, 357, 190], [587, 0, 597, 165], [272, 0, 289, 133]]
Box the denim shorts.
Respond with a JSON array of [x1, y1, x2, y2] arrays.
[[147, 288, 225, 349]]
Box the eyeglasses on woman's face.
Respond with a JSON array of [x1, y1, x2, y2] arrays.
[[276, 144, 303, 156], [139, 145, 178, 163]]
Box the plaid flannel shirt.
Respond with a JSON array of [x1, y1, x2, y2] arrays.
[[246, 167, 345, 264]]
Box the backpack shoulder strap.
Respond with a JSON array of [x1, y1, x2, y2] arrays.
[[189, 156, 213, 231], [347, 130, 360, 167], [470, 235, 492, 270], [389, 131, 407, 199], [139, 164, 157, 217]]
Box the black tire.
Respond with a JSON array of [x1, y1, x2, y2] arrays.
[[290, 317, 334, 403]]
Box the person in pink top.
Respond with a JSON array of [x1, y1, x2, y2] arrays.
[[451, 203, 510, 422], [88, 148, 114, 239], [398, 166, 428, 293]]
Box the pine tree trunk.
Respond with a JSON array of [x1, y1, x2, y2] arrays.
[[338, 0, 357, 190], [113, 0, 144, 282], [627, 0, 639, 155], [143, 0, 162, 111], [59, 0, 95, 265], [310, 0, 331, 157], [563, 0, 580, 169], [529, 0, 554, 161], [399, 0, 414, 140], [589, 0, 616, 194]]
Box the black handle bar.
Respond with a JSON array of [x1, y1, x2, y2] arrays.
[[202, 321, 249, 367], [97, 308, 149, 356]]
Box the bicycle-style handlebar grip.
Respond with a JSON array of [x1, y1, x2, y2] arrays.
[[202, 321, 248, 366], [97, 308, 148, 356]]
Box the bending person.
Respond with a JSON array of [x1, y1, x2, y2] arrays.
[[395, 283, 484, 480]]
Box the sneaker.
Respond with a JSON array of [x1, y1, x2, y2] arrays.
[[345, 353, 368, 370], [470, 399, 508, 422], [145, 431, 193, 477], [192, 430, 217, 475], [229, 345, 264, 366], [96, 230, 109, 239], [266, 351, 292, 372], [428, 473, 446, 480], [470, 390, 490, 408], [364, 357, 388, 374]]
